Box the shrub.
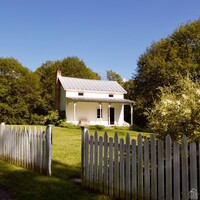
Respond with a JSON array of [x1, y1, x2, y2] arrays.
[[88, 125, 105, 131], [29, 114, 45, 125], [59, 121, 80, 129], [146, 76, 200, 142], [44, 110, 60, 125], [129, 124, 148, 132]]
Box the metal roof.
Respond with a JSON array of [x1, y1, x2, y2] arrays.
[[67, 97, 134, 104], [59, 76, 127, 93]]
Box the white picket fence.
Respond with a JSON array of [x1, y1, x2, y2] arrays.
[[81, 127, 200, 200], [0, 124, 52, 176]]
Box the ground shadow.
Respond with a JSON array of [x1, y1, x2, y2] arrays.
[[0, 160, 111, 200]]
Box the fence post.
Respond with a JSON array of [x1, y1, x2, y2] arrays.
[[0, 123, 5, 158], [46, 125, 52, 176], [81, 126, 88, 187]]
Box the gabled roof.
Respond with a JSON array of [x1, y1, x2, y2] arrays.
[[59, 76, 127, 93]]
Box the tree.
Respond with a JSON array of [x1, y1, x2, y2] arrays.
[[146, 76, 200, 141], [123, 79, 134, 100], [35, 57, 101, 111], [0, 57, 45, 124], [133, 19, 200, 125], [0, 57, 29, 103], [106, 70, 123, 85]]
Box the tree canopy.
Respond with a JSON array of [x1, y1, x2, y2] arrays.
[[133, 18, 200, 125], [0, 56, 101, 124], [35, 57, 101, 111], [0, 58, 45, 124], [106, 70, 123, 85]]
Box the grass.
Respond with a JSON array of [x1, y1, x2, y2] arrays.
[[0, 126, 150, 200]]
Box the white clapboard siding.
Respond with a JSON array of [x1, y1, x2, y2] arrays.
[[81, 127, 200, 199], [0, 124, 52, 176]]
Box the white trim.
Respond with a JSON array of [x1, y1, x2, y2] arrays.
[[108, 104, 111, 126], [99, 103, 102, 125], [73, 103, 76, 124], [130, 105, 133, 125]]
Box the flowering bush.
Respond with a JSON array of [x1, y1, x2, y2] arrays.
[[146, 76, 200, 141]]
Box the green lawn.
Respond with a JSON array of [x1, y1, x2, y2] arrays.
[[0, 126, 149, 200]]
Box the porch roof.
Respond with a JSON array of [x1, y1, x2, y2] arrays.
[[66, 97, 134, 105]]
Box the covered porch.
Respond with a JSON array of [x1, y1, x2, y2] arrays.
[[65, 97, 134, 126]]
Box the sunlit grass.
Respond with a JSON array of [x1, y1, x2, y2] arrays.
[[0, 126, 149, 199]]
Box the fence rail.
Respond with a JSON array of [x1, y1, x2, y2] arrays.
[[81, 127, 200, 199], [0, 124, 52, 176]]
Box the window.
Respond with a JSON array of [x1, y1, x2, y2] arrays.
[[109, 94, 114, 97], [97, 109, 103, 118], [78, 92, 84, 96]]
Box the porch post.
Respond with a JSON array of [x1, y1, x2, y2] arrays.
[[73, 102, 76, 124], [130, 104, 133, 125], [99, 103, 102, 125], [108, 104, 110, 126]]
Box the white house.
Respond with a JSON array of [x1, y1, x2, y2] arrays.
[[55, 70, 134, 126]]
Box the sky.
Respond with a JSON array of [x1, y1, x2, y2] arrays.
[[0, 0, 199, 80]]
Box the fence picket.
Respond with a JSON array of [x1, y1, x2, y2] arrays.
[[19, 130, 22, 166], [199, 140, 200, 196], [150, 134, 157, 199], [166, 135, 172, 200], [158, 140, 164, 200], [39, 131, 43, 173], [114, 133, 119, 198], [22, 128, 25, 167], [85, 130, 89, 187], [24, 128, 28, 168], [81, 126, 86, 186], [144, 139, 150, 200], [119, 138, 125, 199], [89, 135, 94, 189], [190, 142, 197, 191], [42, 133, 46, 173], [37, 129, 40, 172], [109, 137, 113, 197], [125, 133, 130, 200], [173, 141, 180, 200], [103, 132, 108, 194], [182, 135, 188, 200], [138, 134, 143, 200], [94, 132, 98, 190], [131, 139, 137, 199], [99, 136, 103, 193]]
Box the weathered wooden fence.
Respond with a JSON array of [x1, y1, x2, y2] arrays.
[[81, 127, 200, 199], [0, 124, 52, 176]]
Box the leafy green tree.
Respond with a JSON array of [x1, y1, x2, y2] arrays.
[[0, 57, 45, 124], [61, 57, 100, 79], [134, 19, 200, 125], [123, 79, 134, 100], [35, 57, 101, 111], [106, 70, 123, 85], [146, 76, 200, 141], [0, 57, 29, 103]]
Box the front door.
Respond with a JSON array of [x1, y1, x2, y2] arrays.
[[110, 107, 115, 125]]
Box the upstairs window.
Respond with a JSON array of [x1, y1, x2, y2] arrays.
[[97, 109, 103, 118], [78, 92, 84, 96], [109, 94, 114, 97]]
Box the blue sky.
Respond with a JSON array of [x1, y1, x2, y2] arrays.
[[0, 0, 199, 80]]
